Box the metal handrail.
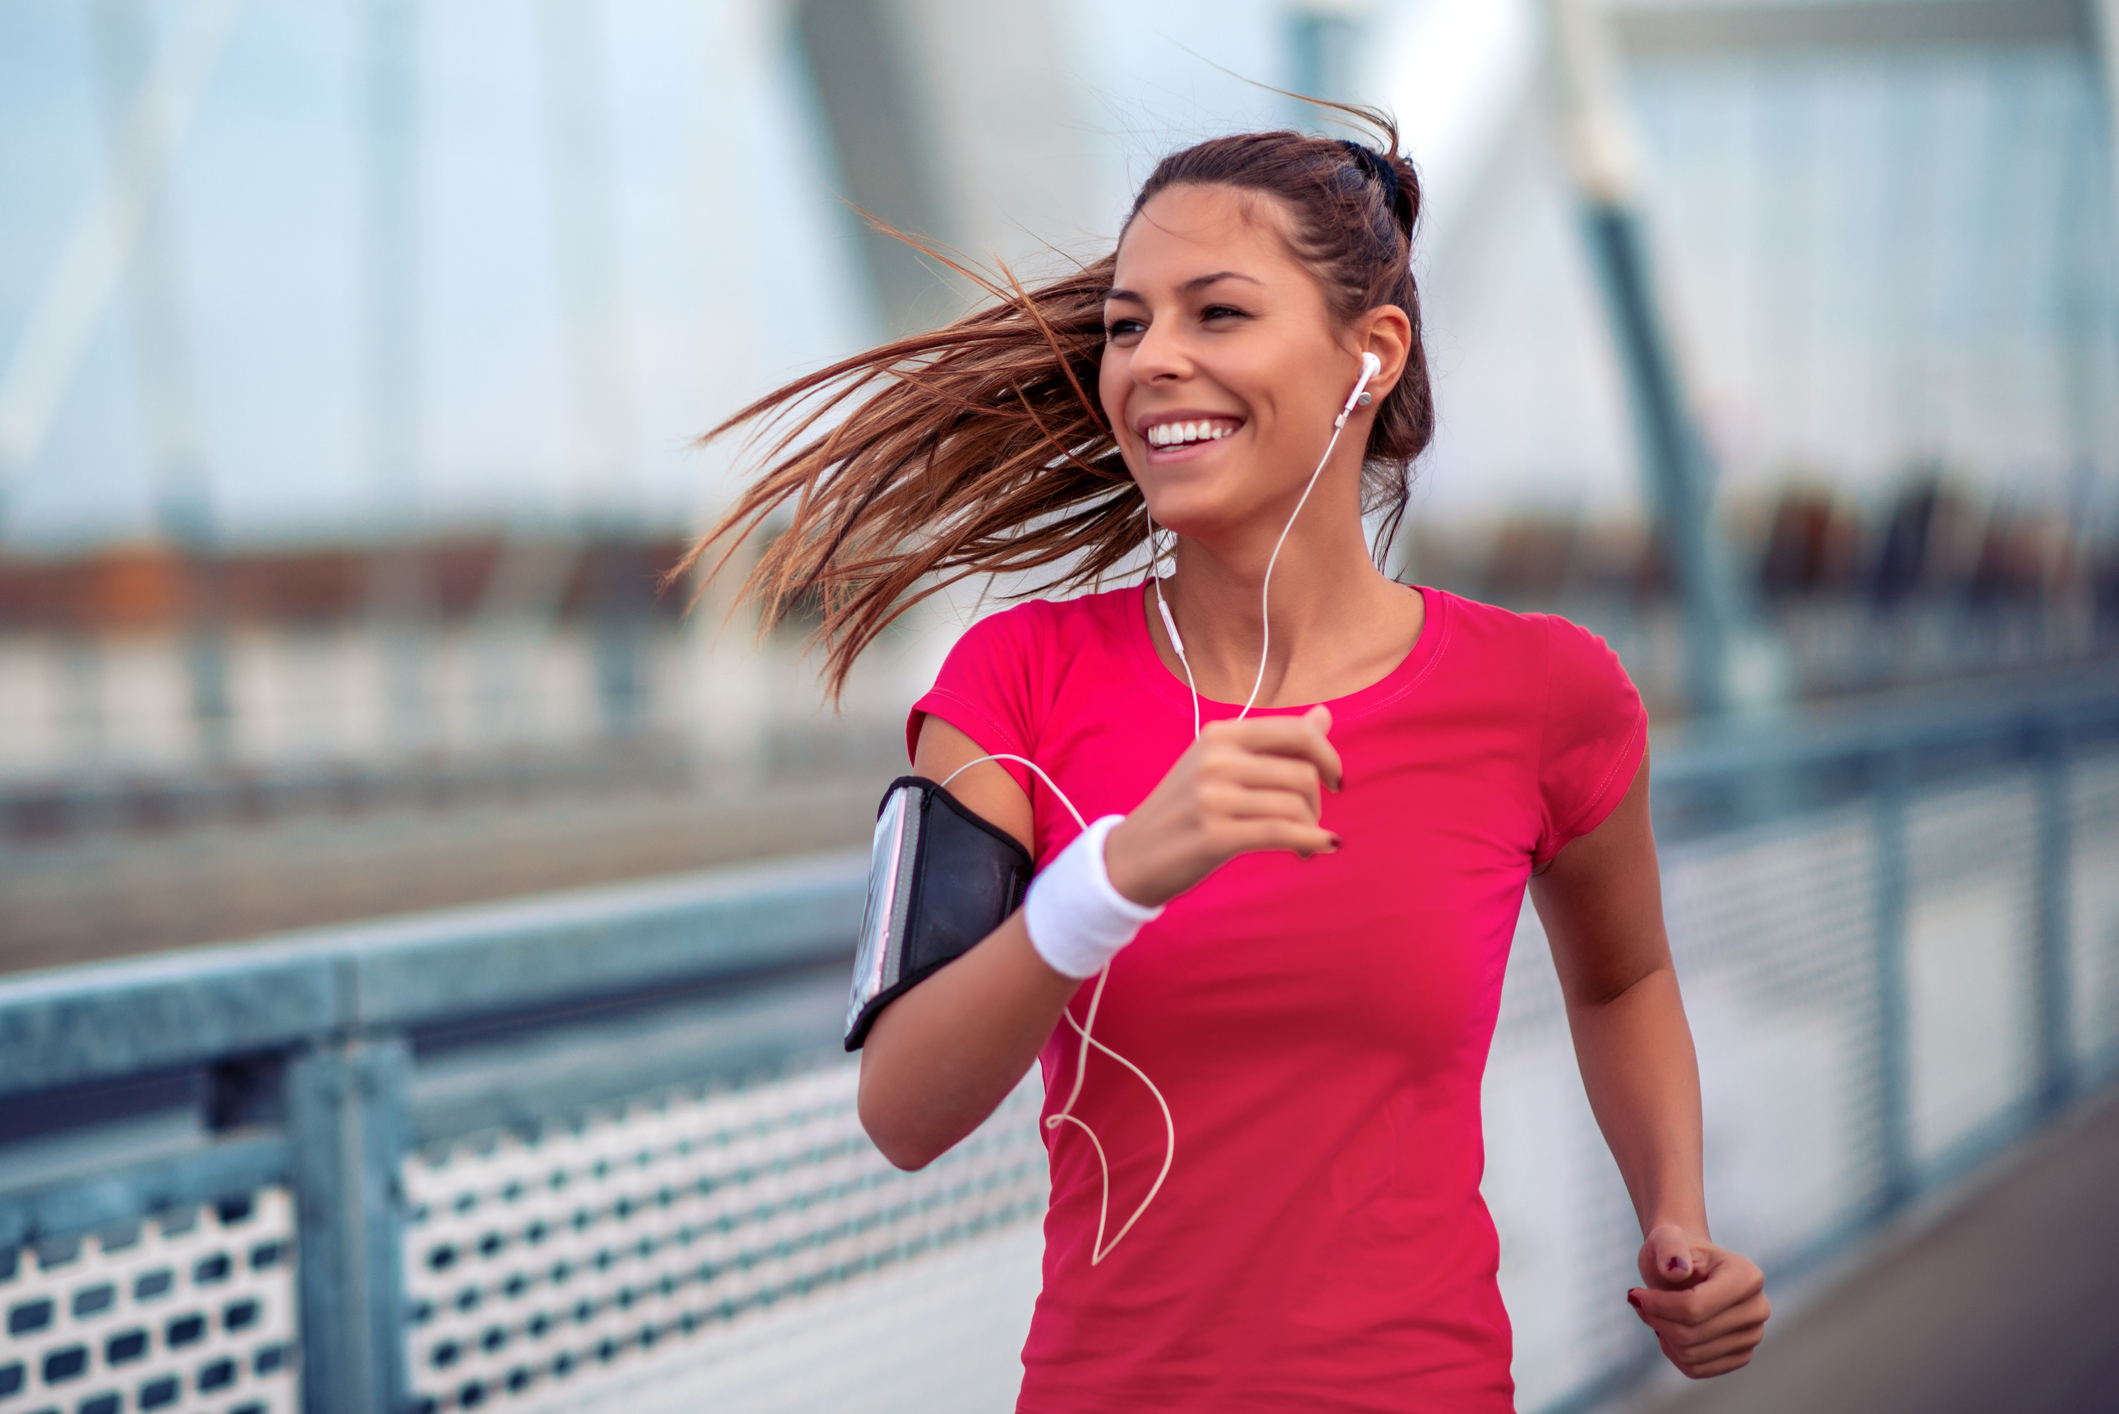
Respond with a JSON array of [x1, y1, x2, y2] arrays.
[[1, 681, 2116, 1412], [8, 680, 2116, 1099], [0, 851, 864, 1100]]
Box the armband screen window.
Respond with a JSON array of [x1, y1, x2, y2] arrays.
[[845, 775, 1033, 1049]]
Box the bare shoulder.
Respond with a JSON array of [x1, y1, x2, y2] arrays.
[[912, 715, 1034, 852]]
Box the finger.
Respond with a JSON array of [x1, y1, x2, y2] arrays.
[[1211, 754, 1323, 817], [1672, 1346, 1759, 1380], [1630, 1282, 1718, 1326], [1646, 1293, 1770, 1347], [1631, 1262, 1761, 1325], [1645, 1226, 1695, 1283], [1207, 715, 1344, 790], [1666, 1319, 1768, 1367], [1199, 781, 1319, 828], [1218, 816, 1339, 859], [1635, 1292, 1770, 1346]]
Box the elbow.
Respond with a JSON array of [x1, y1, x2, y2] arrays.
[[857, 1081, 944, 1172], [872, 1134, 942, 1173]]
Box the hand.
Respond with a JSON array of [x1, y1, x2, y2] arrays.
[[1103, 705, 1343, 908], [1628, 1223, 1769, 1379]]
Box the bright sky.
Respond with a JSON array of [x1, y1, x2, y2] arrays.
[[0, 0, 1319, 551], [4, 0, 2112, 551]]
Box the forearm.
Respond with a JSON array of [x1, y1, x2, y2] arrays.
[[1565, 965, 1706, 1236], [857, 910, 1079, 1170]]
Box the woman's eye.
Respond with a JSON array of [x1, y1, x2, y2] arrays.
[[1104, 318, 1145, 339], [1200, 304, 1248, 323]]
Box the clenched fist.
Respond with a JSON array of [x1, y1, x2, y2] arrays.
[[1103, 704, 1343, 908], [1629, 1223, 1770, 1378]]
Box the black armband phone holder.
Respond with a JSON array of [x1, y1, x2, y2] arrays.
[[844, 775, 1033, 1050]]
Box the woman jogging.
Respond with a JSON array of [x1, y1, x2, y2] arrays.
[[685, 113, 1768, 1412]]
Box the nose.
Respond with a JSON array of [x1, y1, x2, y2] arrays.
[[1129, 314, 1191, 387]]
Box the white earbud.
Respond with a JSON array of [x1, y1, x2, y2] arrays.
[[1336, 352, 1384, 429]]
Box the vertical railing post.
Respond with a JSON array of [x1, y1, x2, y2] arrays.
[[1872, 750, 1915, 1213], [2033, 720, 2075, 1114], [287, 1035, 413, 1413]]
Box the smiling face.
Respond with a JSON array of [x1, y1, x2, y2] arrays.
[[1101, 183, 1374, 542]]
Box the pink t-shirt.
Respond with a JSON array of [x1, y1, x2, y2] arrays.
[[908, 584, 1645, 1413]]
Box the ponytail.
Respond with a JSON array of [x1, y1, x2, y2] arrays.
[[678, 104, 1432, 699]]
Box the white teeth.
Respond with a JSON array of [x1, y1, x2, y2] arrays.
[[1147, 420, 1235, 446]]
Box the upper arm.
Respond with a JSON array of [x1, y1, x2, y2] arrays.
[[912, 715, 1035, 856], [1529, 750, 1671, 1007]]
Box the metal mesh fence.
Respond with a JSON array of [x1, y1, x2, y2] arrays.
[[1488, 748, 2119, 1408], [399, 1062, 1046, 1412], [0, 1189, 297, 1414], [4, 739, 2115, 1414], [462, 748, 2119, 1413], [2069, 753, 2119, 1065]]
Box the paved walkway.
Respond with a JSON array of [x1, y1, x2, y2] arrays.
[[1634, 1083, 2119, 1414]]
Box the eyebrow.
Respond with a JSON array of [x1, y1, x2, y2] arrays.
[[1104, 270, 1264, 305]]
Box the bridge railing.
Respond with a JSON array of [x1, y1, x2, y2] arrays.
[[2, 678, 2117, 1413]]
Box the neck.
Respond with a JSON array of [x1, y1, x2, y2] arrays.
[[1157, 484, 1401, 709]]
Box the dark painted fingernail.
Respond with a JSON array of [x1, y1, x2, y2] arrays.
[[1626, 1291, 1642, 1310], [1667, 1257, 1691, 1275], [1328, 834, 1343, 849]]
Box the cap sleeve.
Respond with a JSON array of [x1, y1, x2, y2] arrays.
[[1534, 615, 1647, 866], [906, 602, 1051, 798]]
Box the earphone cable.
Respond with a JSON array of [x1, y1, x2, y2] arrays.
[[936, 751, 1175, 1265], [921, 357, 1376, 1263]]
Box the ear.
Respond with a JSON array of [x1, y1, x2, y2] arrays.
[[1353, 305, 1415, 400]]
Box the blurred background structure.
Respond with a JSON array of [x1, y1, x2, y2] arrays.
[[2, 0, 2118, 1411]]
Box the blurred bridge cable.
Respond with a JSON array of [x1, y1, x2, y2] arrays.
[[792, 0, 1096, 333], [532, 0, 648, 736], [362, 0, 431, 752], [1288, 0, 1368, 108], [0, 0, 250, 529], [1545, 0, 1782, 718], [2099, 1, 2119, 348], [87, 0, 233, 767], [793, 0, 954, 333]]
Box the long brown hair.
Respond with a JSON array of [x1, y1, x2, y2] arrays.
[[677, 106, 1434, 697]]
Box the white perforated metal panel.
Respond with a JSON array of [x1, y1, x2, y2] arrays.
[[0, 1188, 298, 1414], [401, 1061, 1046, 1411], [539, 1221, 1043, 1414]]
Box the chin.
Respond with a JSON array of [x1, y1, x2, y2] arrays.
[[1142, 495, 1247, 543], [1144, 472, 1291, 544]]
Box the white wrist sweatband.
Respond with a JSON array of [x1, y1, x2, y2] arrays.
[[1024, 815, 1163, 979]]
